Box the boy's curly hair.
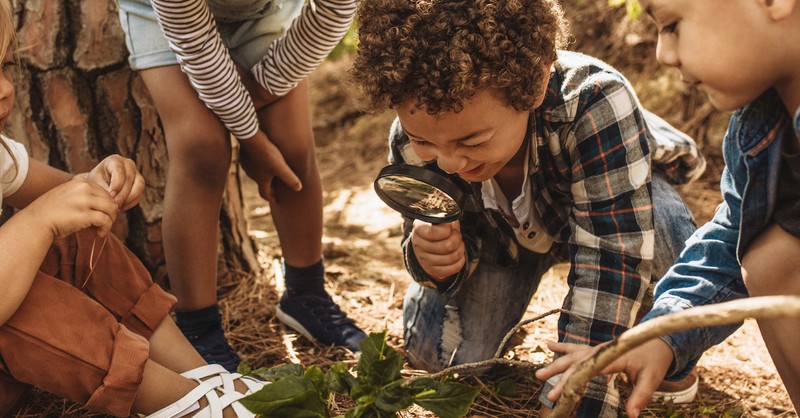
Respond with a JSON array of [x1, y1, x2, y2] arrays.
[[350, 0, 570, 115]]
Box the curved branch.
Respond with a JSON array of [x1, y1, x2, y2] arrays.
[[550, 295, 800, 417]]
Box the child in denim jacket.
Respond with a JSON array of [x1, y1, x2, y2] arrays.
[[351, 0, 707, 416], [537, 0, 800, 415]]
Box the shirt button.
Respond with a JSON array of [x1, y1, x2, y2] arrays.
[[527, 232, 536, 239], [523, 222, 530, 230]]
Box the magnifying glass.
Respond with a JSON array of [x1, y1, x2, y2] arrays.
[[373, 164, 469, 224]]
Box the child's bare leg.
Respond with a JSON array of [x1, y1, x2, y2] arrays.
[[132, 360, 198, 414], [139, 65, 232, 311], [240, 75, 365, 349], [148, 316, 207, 373], [138, 65, 240, 370], [251, 79, 323, 268], [742, 223, 800, 407]]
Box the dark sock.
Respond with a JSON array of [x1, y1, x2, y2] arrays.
[[175, 304, 222, 336], [283, 258, 326, 296]]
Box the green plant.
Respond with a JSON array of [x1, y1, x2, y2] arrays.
[[239, 331, 480, 417]]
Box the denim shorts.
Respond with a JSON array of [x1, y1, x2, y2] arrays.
[[117, 0, 304, 71]]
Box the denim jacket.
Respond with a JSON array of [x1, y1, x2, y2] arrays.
[[642, 88, 799, 378]]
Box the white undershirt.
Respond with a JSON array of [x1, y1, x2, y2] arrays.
[[480, 141, 554, 254]]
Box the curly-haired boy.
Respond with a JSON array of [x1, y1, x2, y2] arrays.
[[351, 0, 706, 415]]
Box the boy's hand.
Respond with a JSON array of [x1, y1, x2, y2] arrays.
[[410, 220, 465, 281], [535, 339, 674, 417], [239, 130, 302, 203], [25, 177, 117, 240], [87, 155, 145, 212]]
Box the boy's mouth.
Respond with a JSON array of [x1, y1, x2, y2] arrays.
[[458, 164, 486, 180]]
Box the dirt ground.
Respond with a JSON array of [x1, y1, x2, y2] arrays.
[[14, 3, 797, 417]]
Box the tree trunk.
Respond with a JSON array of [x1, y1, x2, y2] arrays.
[[5, 0, 260, 288]]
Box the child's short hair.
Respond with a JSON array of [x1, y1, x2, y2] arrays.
[[351, 0, 570, 115]]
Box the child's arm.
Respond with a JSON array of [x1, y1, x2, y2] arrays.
[[0, 177, 117, 326], [0, 154, 143, 326]]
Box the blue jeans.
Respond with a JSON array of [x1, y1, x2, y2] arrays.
[[402, 172, 697, 370]]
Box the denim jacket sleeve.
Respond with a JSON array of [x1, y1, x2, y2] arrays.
[[641, 128, 749, 378]]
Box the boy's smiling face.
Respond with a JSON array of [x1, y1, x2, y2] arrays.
[[642, 0, 791, 112], [397, 88, 533, 183]]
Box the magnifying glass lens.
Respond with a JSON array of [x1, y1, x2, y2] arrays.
[[376, 175, 460, 219], [374, 164, 466, 224]]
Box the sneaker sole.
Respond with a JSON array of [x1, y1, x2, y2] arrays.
[[651, 374, 699, 404], [275, 305, 320, 344]]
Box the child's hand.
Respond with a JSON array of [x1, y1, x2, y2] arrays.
[[239, 130, 302, 203], [24, 177, 117, 240], [86, 155, 145, 212], [535, 339, 674, 417], [410, 220, 465, 281]]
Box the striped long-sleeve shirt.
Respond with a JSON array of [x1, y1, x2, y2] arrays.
[[150, 0, 357, 140]]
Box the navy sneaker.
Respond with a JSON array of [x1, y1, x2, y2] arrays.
[[176, 308, 241, 373], [276, 291, 366, 351]]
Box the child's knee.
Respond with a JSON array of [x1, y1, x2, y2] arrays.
[[741, 224, 800, 296]]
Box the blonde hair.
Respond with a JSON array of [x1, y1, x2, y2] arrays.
[[0, 0, 17, 166], [0, 0, 14, 63]]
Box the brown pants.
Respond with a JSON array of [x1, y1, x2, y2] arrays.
[[0, 230, 177, 417]]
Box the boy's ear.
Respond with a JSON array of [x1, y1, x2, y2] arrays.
[[758, 0, 797, 21]]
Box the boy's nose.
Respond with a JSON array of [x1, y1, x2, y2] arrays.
[[436, 154, 467, 174], [655, 37, 680, 67]]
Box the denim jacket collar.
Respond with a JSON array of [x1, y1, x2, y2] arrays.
[[731, 88, 789, 157]]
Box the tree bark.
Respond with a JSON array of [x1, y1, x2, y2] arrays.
[[5, 0, 260, 288]]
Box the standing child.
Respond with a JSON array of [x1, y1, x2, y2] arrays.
[[536, 0, 800, 415], [350, 0, 706, 416], [116, 0, 366, 371], [0, 1, 269, 415]]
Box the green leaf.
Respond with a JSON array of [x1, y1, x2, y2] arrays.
[[251, 363, 305, 382], [239, 375, 326, 417], [326, 362, 358, 395], [493, 378, 517, 398], [411, 379, 479, 418], [305, 365, 327, 396], [357, 332, 404, 386], [374, 380, 414, 414], [237, 362, 252, 375]]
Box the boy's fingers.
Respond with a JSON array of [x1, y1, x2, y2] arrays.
[[626, 369, 662, 417], [276, 165, 302, 192]]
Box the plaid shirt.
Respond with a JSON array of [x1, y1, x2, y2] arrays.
[[389, 51, 705, 416]]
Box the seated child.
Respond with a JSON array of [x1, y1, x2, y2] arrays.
[[536, 0, 800, 415], [0, 1, 265, 415], [351, 0, 706, 416]]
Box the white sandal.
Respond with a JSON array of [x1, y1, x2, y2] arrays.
[[147, 364, 268, 418]]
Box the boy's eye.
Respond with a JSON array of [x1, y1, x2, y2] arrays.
[[409, 138, 430, 146], [659, 22, 678, 34], [461, 142, 483, 149]]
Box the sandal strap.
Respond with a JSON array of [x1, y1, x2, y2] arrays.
[[146, 378, 221, 418], [181, 364, 230, 381]]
